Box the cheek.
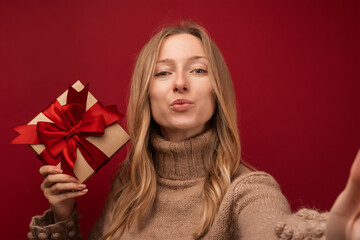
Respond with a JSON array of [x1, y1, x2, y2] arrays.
[[205, 92, 216, 118], [200, 84, 216, 116], [148, 85, 167, 124], [149, 94, 160, 117], [149, 82, 160, 108]]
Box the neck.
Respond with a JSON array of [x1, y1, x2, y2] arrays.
[[151, 128, 214, 180]]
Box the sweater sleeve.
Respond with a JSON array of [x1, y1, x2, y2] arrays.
[[28, 206, 81, 240], [274, 208, 328, 239], [233, 171, 328, 240], [28, 198, 113, 240]]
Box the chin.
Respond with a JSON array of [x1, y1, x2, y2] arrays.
[[172, 123, 207, 133]]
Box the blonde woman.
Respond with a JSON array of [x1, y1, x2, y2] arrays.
[[29, 22, 360, 240]]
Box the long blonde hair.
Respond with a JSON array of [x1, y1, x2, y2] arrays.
[[102, 21, 241, 239]]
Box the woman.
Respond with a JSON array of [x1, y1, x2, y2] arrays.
[[29, 22, 360, 240]]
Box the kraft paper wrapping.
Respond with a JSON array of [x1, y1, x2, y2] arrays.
[[27, 80, 129, 183]]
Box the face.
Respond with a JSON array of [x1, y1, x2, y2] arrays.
[[149, 33, 216, 141]]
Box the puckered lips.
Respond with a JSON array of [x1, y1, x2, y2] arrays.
[[170, 99, 194, 112]]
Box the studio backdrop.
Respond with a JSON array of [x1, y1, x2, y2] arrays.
[[0, 0, 359, 238]]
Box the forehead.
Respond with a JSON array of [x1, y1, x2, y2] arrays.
[[157, 33, 206, 60]]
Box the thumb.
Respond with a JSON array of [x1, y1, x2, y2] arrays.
[[349, 149, 360, 188]]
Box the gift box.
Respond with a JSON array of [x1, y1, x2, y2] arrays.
[[11, 80, 130, 183]]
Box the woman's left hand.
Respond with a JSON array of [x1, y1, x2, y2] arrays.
[[326, 149, 360, 239]]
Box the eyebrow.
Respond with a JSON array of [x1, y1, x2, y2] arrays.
[[156, 55, 208, 64]]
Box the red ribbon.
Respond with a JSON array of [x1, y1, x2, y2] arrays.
[[11, 83, 123, 177]]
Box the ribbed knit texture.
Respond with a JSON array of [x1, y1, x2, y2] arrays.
[[28, 206, 82, 240], [29, 129, 329, 240], [151, 129, 210, 180]]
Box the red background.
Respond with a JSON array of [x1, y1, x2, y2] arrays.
[[0, 0, 359, 238]]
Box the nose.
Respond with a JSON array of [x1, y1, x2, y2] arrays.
[[173, 72, 188, 93]]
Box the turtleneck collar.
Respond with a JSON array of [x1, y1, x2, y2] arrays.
[[150, 129, 214, 180]]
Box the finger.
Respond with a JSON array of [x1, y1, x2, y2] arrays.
[[57, 189, 88, 201], [349, 148, 360, 187], [330, 149, 360, 217], [350, 218, 360, 239], [41, 174, 79, 190], [49, 182, 86, 195], [48, 189, 88, 205], [343, 149, 360, 203], [39, 165, 63, 178]]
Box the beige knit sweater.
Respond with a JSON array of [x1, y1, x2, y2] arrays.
[[29, 130, 328, 240]]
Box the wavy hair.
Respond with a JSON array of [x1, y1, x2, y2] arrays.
[[102, 21, 241, 240]]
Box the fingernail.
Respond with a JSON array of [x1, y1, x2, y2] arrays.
[[70, 177, 79, 183], [78, 184, 86, 189], [54, 168, 63, 173], [81, 189, 88, 193]]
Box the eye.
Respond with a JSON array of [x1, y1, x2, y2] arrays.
[[154, 71, 170, 77], [192, 68, 207, 74]]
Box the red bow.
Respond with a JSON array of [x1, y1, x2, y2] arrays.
[[11, 84, 123, 177]]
